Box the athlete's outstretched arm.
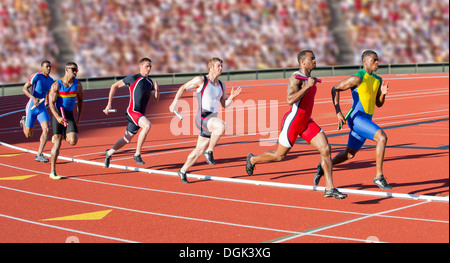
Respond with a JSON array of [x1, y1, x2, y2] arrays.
[[331, 75, 361, 126], [169, 76, 203, 113], [104, 79, 126, 115], [220, 83, 242, 108]]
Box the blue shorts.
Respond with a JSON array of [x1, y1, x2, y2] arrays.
[[347, 110, 380, 151], [25, 100, 50, 128]]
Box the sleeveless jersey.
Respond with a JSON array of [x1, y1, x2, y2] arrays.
[[196, 75, 224, 117], [351, 69, 382, 115], [281, 71, 317, 129], [55, 79, 79, 111], [278, 72, 319, 147]]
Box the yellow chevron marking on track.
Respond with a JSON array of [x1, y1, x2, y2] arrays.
[[0, 154, 24, 157], [41, 210, 113, 221], [0, 174, 37, 180]]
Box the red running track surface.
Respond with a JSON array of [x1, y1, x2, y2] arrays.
[[0, 73, 448, 244]]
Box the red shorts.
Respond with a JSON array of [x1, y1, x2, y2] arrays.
[[279, 116, 321, 147], [126, 111, 144, 134]]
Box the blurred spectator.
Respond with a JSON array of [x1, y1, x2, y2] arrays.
[[0, 0, 58, 83], [1, 0, 448, 84]]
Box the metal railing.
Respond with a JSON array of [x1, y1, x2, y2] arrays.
[[1, 62, 448, 96]]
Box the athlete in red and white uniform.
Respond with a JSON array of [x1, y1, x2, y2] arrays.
[[278, 71, 321, 148], [246, 50, 346, 199]]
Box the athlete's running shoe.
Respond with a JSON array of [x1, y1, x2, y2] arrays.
[[19, 116, 25, 128], [246, 153, 255, 176], [133, 154, 145, 165], [104, 149, 112, 168], [204, 151, 215, 165], [35, 154, 49, 163], [324, 188, 347, 199], [178, 169, 189, 184], [314, 163, 324, 186], [374, 175, 392, 190], [49, 170, 62, 180]]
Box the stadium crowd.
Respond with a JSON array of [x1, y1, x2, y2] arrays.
[[1, 0, 448, 84]]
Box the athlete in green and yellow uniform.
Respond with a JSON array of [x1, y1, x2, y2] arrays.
[[315, 50, 392, 190]]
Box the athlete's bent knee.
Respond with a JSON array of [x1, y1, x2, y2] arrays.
[[142, 122, 151, 133], [319, 144, 331, 158], [123, 131, 134, 143], [42, 127, 49, 135]]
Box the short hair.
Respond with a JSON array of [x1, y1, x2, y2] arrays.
[[361, 50, 378, 62], [208, 57, 223, 68], [41, 60, 51, 66], [297, 50, 314, 64], [66, 62, 78, 68], [139, 57, 152, 64]]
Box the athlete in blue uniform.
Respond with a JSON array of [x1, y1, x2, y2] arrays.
[[48, 62, 84, 179], [103, 58, 159, 167], [20, 61, 54, 163], [315, 50, 391, 190]]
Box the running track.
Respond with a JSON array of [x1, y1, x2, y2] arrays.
[[0, 73, 448, 244]]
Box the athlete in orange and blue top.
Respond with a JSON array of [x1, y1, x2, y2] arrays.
[[315, 50, 392, 190], [48, 62, 84, 179]]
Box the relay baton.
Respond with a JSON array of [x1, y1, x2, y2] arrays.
[[338, 108, 354, 130], [174, 110, 183, 120], [108, 109, 117, 113], [30, 98, 45, 110], [294, 75, 322, 83], [60, 107, 67, 127]]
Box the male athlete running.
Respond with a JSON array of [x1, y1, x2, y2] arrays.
[[169, 57, 241, 183], [103, 58, 159, 167], [314, 50, 391, 190], [48, 62, 84, 179], [246, 50, 346, 199], [20, 61, 54, 163]]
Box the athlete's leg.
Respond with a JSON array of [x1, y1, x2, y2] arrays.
[[181, 136, 210, 173], [250, 143, 291, 165], [205, 117, 226, 152], [333, 125, 366, 166], [314, 133, 360, 185], [309, 131, 334, 190], [22, 110, 36, 139], [65, 132, 78, 146], [106, 130, 136, 156], [50, 134, 62, 173], [106, 114, 141, 157], [135, 117, 151, 157], [23, 126, 34, 139], [35, 110, 51, 156], [373, 128, 388, 179], [49, 116, 64, 179], [104, 130, 136, 168], [37, 121, 50, 156], [332, 146, 359, 166]]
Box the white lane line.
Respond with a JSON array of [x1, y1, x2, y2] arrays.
[[1, 161, 448, 223]]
